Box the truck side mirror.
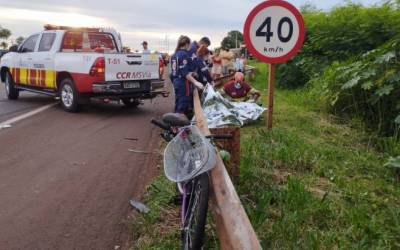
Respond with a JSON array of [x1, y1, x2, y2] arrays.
[[9, 45, 18, 52]]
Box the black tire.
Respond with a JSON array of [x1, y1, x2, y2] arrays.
[[59, 78, 80, 112], [4, 71, 19, 100], [182, 173, 210, 250], [121, 98, 140, 108]]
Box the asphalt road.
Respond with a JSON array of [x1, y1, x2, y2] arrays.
[[0, 82, 173, 249], [0, 84, 55, 123]]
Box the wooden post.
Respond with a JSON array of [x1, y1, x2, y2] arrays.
[[210, 127, 240, 181], [193, 90, 262, 250], [267, 63, 276, 129]]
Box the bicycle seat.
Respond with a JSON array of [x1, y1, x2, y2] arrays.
[[162, 113, 191, 127]]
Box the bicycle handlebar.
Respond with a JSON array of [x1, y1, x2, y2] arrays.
[[151, 118, 233, 141], [151, 119, 171, 131]]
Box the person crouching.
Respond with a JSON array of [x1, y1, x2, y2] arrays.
[[220, 72, 260, 103]]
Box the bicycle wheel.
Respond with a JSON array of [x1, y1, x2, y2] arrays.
[[182, 173, 210, 250]]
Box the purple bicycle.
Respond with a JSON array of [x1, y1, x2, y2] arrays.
[[151, 113, 232, 250]]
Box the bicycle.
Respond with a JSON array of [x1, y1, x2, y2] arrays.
[[151, 113, 232, 250]]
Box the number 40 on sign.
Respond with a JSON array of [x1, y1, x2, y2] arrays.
[[244, 0, 305, 129]]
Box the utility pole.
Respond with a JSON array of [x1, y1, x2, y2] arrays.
[[235, 32, 238, 48], [165, 35, 169, 54]]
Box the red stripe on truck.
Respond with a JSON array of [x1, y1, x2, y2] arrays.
[[15, 68, 20, 83], [40, 70, 46, 87], [69, 72, 105, 93], [29, 69, 37, 86]]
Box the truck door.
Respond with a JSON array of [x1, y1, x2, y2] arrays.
[[34, 32, 57, 89], [18, 34, 39, 86]]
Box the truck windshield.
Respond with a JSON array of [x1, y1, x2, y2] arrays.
[[61, 31, 117, 53]]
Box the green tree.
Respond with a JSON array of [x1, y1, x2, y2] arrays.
[[221, 30, 243, 49], [300, 2, 320, 13], [0, 26, 11, 49], [16, 36, 25, 45], [0, 27, 11, 40], [385, 0, 400, 8], [0, 41, 7, 49]]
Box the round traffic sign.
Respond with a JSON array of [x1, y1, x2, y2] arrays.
[[244, 0, 305, 64]]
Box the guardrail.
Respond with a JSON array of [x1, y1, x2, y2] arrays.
[[214, 65, 256, 88], [193, 89, 262, 250], [245, 65, 257, 80]]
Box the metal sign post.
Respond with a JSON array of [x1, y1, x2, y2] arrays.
[[244, 0, 305, 129], [267, 63, 276, 129]]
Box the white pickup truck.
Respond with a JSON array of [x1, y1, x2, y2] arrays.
[[0, 25, 166, 112]]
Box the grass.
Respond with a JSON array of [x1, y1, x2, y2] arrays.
[[128, 173, 181, 249], [128, 155, 219, 249], [240, 61, 400, 249], [128, 61, 400, 249]]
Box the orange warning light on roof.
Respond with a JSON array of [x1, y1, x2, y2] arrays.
[[44, 24, 101, 32]]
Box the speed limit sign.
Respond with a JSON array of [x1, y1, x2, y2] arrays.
[[244, 0, 305, 64], [243, 0, 305, 129]]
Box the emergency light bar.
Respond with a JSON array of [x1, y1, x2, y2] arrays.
[[44, 24, 115, 33], [44, 24, 122, 53]]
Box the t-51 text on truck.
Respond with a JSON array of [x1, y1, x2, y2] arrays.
[[0, 25, 166, 112]]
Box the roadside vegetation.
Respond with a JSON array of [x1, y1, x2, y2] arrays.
[[128, 165, 218, 249], [129, 62, 400, 249], [241, 62, 400, 248], [129, 1, 400, 249], [278, 1, 400, 138], [128, 173, 181, 249]]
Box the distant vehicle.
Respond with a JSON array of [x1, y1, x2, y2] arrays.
[[0, 24, 166, 112], [0, 50, 8, 59]]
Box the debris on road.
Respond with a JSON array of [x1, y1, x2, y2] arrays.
[[128, 149, 151, 154], [124, 137, 139, 141], [129, 199, 150, 213], [128, 148, 163, 156], [0, 124, 12, 130], [71, 162, 87, 166]]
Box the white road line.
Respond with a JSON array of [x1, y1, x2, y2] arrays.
[[0, 103, 58, 129]]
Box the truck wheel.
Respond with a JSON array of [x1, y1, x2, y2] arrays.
[[121, 98, 140, 108], [59, 78, 80, 112], [5, 71, 19, 100]]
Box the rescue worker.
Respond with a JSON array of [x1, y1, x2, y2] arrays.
[[170, 35, 204, 118], [220, 72, 260, 102], [193, 46, 213, 86], [142, 41, 150, 54], [188, 37, 211, 69]]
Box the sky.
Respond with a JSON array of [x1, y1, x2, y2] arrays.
[[0, 0, 383, 53]]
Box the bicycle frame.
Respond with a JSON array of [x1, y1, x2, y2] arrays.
[[151, 115, 231, 250]]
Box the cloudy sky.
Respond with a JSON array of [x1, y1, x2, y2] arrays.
[[0, 0, 382, 52]]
